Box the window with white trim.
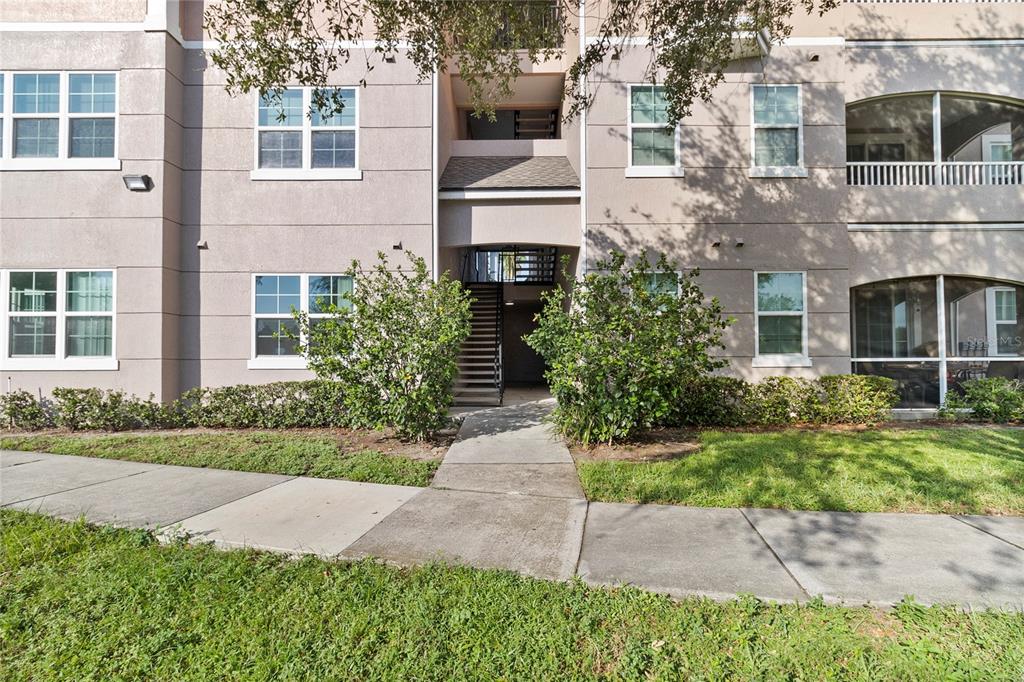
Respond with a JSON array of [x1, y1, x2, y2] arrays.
[[645, 272, 680, 297], [2, 269, 116, 369], [750, 84, 805, 177], [252, 87, 360, 180], [754, 271, 808, 363], [989, 287, 1018, 356], [626, 84, 682, 178], [0, 71, 118, 169], [250, 273, 352, 367]]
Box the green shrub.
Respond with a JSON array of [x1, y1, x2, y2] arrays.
[[527, 252, 730, 445], [673, 376, 750, 427], [295, 252, 471, 440], [3, 381, 349, 432], [0, 390, 55, 430], [672, 375, 899, 428], [814, 375, 899, 424], [941, 378, 1024, 424], [51, 388, 178, 431], [180, 381, 347, 429], [746, 377, 818, 425]]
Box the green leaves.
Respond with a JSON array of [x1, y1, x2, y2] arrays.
[[527, 251, 730, 445], [205, 0, 839, 124], [295, 251, 472, 440]]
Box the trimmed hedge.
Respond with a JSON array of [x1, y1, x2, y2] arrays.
[[673, 374, 899, 428], [0, 381, 347, 432], [1, 374, 901, 433], [941, 378, 1024, 424]]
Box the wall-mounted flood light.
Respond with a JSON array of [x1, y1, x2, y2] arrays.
[[711, 239, 722, 248], [196, 240, 209, 250], [392, 241, 403, 250], [385, 55, 397, 64], [809, 54, 820, 63], [735, 238, 745, 248], [122, 174, 152, 191]]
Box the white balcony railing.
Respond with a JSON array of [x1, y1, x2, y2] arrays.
[[847, 161, 1024, 186]]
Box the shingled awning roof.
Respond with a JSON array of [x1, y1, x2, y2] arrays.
[[439, 156, 580, 191]]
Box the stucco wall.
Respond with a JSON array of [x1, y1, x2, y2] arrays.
[[177, 48, 434, 390], [0, 30, 183, 401]]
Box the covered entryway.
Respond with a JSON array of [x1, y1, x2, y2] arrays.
[[452, 245, 573, 406]]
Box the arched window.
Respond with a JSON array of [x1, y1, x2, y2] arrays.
[[852, 276, 1024, 408], [846, 93, 1024, 185]]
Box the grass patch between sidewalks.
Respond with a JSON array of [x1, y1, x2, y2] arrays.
[[575, 428, 1024, 515], [0, 431, 440, 488]]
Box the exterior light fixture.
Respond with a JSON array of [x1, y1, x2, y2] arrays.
[[122, 174, 152, 191], [735, 239, 745, 248], [711, 239, 722, 248], [392, 241, 403, 250]]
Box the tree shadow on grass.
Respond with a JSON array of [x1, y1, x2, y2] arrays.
[[580, 428, 1024, 515]]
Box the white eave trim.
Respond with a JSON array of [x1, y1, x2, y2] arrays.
[[438, 189, 581, 200], [848, 223, 1024, 232]]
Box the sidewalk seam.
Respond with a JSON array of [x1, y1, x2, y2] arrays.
[[950, 515, 1024, 552], [1, 466, 159, 508], [163, 475, 298, 529], [739, 508, 812, 600], [572, 500, 591, 578]]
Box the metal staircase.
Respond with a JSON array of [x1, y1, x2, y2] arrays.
[[453, 282, 504, 406]]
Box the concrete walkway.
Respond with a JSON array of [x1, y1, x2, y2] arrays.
[[2, 400, 1023, 609]]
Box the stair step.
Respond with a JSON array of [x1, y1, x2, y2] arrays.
[[453, 387, 503, 394]]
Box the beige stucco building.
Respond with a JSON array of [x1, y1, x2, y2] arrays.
[[1, 0, 1022, 409]]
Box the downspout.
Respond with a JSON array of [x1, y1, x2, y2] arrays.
[[578, 0, 588, 277], [431, 66, 440, 281]]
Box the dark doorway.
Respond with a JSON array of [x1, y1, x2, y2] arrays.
[[502, 300, 546, 384]]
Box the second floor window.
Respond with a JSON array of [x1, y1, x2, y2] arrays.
[[750, 84, 804, 176], [254, 87, 359, 179], [626, 84, 682, 177], [0, 71, 117, 167]]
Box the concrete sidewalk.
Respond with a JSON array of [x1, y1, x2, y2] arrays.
[[2, 402, 1022, 609]]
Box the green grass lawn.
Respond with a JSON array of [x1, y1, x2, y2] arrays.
[[577, 428, 1024, 515], [0, 431, 438, 487], [2, 511, 1021, 681]]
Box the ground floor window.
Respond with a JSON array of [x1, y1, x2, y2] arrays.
[[250, 273, 352, 368], [754, 271, 808, 365], [1, 269, 115, 369], [852, 275, 1024, 407]]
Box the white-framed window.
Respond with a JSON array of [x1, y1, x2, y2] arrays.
[[749, 84, 806, 178], [0, 71, 119, 170], [987, 286, 1018, 356], [645, 271, 680, 297], [1, 269, 117, 370], [753, 271, 810, 367], [625, 84, 683, 178], [248, 273, 353, 369], [251, 87, 361, 181]]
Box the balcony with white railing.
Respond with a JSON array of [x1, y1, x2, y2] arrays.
[[846, 92, 1024, 187], [847, 161, 1024, 186]]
